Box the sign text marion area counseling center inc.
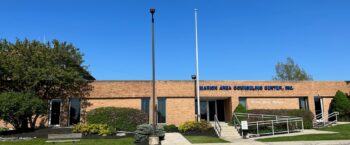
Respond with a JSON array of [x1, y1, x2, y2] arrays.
[[199, 85, 294, 91]]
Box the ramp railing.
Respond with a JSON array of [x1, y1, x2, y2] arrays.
[[233, 113, 304, 137]]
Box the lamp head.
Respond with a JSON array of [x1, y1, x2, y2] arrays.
[[191, 75, 196, 80], [150, 8, 155, 14]]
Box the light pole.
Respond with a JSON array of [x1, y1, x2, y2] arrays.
[[149, 8, 159, 145]]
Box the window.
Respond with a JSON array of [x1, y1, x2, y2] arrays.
[[69, 98, 81, 125], [299, 97, 309, 110], [157, 98, 166, 123], [239, 97, 247, 108], [141, 98, 150, 120]]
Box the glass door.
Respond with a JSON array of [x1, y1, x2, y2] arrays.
[[69, 98, 81, 125], [200, 101, 208, 120], [314, 97, 323, 120], [209, 101, 216, 121]]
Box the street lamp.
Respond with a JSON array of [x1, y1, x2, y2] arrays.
[[149, 8, 159, 145]]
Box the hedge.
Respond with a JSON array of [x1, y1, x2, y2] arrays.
[[87, 107, 148, 132], [248, 109, 314, 129]]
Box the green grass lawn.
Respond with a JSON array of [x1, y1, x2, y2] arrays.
[[184, 135, 229, 143], [0, 138, 135, 145], [257, 124, 350, 142]]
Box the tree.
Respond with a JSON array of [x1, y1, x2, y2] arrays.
[[329, 90, 350, 121], [0, 39, 94, 127], [0, 92, 47, 130], [273, 57, 312, 81]]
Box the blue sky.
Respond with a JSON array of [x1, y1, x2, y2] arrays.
[[1, 0, 349, 80]]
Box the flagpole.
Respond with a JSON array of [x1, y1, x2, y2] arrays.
[[194, 9, 201, 122]]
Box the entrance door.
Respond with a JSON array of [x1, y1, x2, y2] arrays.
[[209, 101, 216, 121], [200, 101, 208, 120], [314, 97, 323, 120], [50, 99, 61, 126], [198, 100, 225, 121]]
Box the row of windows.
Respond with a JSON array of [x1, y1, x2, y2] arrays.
[[141, 98, 166, 123], [238, 97, 309, 110]]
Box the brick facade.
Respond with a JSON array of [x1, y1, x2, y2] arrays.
[[1, 80, 349, 128], [84, 80, 349, 125]]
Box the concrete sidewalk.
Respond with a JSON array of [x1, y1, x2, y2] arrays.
[[254, 129, 337, 139], [161, 133, 191, 145], [161, 133, 265, 145], [266, 140, 350, 145], [161, 132, 350, 145]]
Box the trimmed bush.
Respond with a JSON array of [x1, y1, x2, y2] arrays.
[[134, 124, 165, 143], [87, 107, 148, 132], [231, 104, 248, 125], [329, 90, 350, 121], [163, 124, 178, 132], [72, 123, 111, 136], [0, 128, 8, 133], [178, 120, 212, 133], [248, 109, 314, 129], [234, 104, 247, 113]]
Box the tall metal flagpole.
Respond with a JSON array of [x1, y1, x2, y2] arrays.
[[194, 9, 201, 122]]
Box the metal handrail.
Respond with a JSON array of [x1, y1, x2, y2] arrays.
[[214, 114, 222, 136], [233, 112, 304, 137], [313, 112, 339, 128]]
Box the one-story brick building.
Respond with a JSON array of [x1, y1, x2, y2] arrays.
[[1, 80, 350, 128]]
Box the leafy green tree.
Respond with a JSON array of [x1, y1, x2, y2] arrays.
[[329, 90, 350, 120], [0, 39, 94, 127], [0, 92, 47, 130], [273, 57, 312, 81]]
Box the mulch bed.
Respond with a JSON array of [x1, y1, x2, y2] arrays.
[[180, 128, 218, 137], [0, 127, 134, 139]]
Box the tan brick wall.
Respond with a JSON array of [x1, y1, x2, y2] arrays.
[[166, 98, 195, 125], [84, 98, 141, 111], [322, 97, 333, 120], [247, 98, 300, 110]]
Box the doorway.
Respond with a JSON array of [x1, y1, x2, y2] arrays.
[[197, 100, 225, 121], [50, 99, 61, 126], [314, 96, 324, 120]]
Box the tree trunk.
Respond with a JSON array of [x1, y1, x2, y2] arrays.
[[20, 118, 29, 130]]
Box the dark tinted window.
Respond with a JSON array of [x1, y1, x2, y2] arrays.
[[141, 98, 150, 120], [157, 98, 166, 123], [299, 97, 309, 110], [69, 98, 81, 125], [239, 97, 247, 108]]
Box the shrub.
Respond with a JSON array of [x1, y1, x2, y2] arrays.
[[234, 104, 247, 113], [87, 107, 148, 132], [72, 123, 112, 136], [178, 120, 212, 133], [329, 90, 350, 121], [0, 92, 47, 130], [231, 104, 248, 125], [134, 124, 165, 143], [248, 109, 314, 129], [0, 128, 8, 132], [163, 124, 178, 132]]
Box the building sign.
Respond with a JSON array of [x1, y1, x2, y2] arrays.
[[199, 85, 293, 91], [241, 121, 248, 130]]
